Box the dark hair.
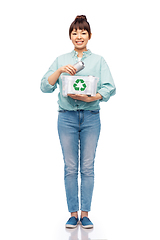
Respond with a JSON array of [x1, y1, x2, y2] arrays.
[[69, 15, 91, 39]]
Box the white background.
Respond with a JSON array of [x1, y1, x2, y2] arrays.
[[0, 0, 160, 239]]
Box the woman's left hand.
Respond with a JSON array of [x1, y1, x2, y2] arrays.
[[67, 93, 102, 102]]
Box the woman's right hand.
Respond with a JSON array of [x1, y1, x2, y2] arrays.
[[59, 65, 77, 76]]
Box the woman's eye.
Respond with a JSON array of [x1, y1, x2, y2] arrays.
[[72, 33, 77, 35], [82, 32, 86, 34]]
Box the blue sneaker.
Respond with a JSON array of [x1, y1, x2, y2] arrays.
[[80, 217, 93, 229], [65, 216, 79, 228]]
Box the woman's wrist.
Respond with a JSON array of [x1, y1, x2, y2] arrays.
[[88, 93, 102, 102], [95, 93, 102, 100], [58, 67, 63, 75]]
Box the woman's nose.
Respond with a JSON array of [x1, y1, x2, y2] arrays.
[[77, 33, 82, 39]]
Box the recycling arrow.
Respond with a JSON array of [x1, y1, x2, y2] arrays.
[[73, 79, 87, 92]]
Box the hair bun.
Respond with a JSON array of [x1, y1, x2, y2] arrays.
[[75, 15, 87, 21]]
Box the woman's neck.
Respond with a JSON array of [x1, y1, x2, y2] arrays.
[[74, 47, 88, 58]]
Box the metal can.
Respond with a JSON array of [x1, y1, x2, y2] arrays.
[[73, 61, 85, 73]]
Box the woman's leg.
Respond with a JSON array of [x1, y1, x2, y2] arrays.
[[58, 111, 79, 213], [79, 110, 101, 215]]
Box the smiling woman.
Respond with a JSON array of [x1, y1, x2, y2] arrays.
[[69, 15, 92, 57], [70, 29, 91, 57], [40, 15, 116, 230]]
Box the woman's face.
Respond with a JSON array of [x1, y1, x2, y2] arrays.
[[70, 28, 91, 51]]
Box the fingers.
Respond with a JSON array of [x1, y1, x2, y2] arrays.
[[65, 65, 77, 75], [67, 94, 77, 98], [67, 94, 89, 102]]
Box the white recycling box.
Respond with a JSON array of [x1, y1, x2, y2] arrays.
[[61, 75, 99, 97]]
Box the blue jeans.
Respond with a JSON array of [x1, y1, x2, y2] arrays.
[[58, 110, 101, 212]]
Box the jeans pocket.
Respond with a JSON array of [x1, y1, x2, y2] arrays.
[[89, 110, 100, 114]]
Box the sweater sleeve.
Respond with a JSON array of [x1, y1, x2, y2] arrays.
[[40, 58, 59, 93], [98, 57, 116, 102]]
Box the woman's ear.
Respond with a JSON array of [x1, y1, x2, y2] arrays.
[[89, 33, 92, 40]]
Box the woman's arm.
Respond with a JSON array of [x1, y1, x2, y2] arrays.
[[48, 65, 77, 85], [98, 57, 116, 102], [40, 57, 77, 93], [48, 69, 61, 86]]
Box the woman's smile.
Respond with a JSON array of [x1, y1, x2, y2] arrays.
[[76, 40, 84, 45]]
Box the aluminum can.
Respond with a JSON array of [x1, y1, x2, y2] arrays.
[[73, 61, 85, 73]]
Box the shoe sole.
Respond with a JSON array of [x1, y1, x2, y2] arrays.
[[65, 224, 78, 229], [80, 222, 93, 229]]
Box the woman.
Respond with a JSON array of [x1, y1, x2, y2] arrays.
[[41, 15, 116, 229]]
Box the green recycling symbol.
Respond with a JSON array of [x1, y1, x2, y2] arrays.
[[73, 79, 87, 92]]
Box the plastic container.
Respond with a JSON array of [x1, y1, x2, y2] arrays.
[[62, 75, 99, 97]]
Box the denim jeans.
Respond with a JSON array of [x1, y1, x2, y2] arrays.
[[58, 110, 101, 212]]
